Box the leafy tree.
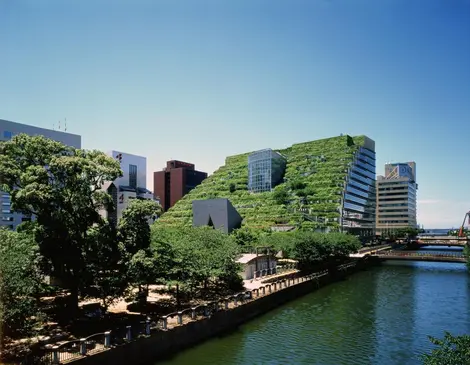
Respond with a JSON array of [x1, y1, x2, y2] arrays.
[[118, 199, 162, 256], [272, 185, 289, 205], [260, 232, 296, 258], [0, 229, 44, 346], [231, 227, 260, 248], [84, 223, 127, 310], [0, 134, 122, 312], [151, 226, 242, 307], [420, 332, 470, 365], [118, 199, 163, 298], [291, 231, 360, 270]]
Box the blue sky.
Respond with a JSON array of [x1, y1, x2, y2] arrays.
[[1, 0, 469, 228]]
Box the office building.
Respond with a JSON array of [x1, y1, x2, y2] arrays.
[[99, 151, 157, 226], [341, 136, 377, 236], [248, 149, 287, 193], [376, 162, 417, 234], [153, 160, 207, 212], [0, 119, 81, 230], [157, 135, 376, 237]]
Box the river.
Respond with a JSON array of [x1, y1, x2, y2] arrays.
[[156, 248, 470, 365]]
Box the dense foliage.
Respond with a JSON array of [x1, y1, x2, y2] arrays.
[[0, 134, 122, 311], [420, 332, 470, 365], [258, 231, 361, 269], [0, 229, 44, 343], [152, 226, 243, 304], [157, 135, 368, 230]]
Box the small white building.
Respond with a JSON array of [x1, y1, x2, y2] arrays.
[[99, 150, 159, 226], [237, 254, 278, 280]]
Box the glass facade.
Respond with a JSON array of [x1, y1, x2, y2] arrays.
[[342, 146, 376, 236], [129, 164, 137, 189], [248, 149, 286, 193]]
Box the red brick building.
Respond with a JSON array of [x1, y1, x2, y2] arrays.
[[153, 160, 208, 212]]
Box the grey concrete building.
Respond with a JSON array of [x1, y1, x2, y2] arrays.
[[192, 198, 242, 234], [376, 162, 418, 234], [0, 119, 82, 230]]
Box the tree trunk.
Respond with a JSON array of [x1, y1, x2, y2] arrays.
[[68, 285, 80, 318], [176, 283, 180, 310]]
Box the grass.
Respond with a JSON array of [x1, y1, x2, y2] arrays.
[[156, 135, 369, 231]]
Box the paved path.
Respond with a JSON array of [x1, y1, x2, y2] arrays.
[[243, 270, 299, 290]]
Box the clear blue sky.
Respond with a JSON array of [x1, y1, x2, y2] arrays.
[[1, 0, 469, 228]]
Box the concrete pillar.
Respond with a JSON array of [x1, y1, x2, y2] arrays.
[[273, 282, 277, 290], [162, 317, 168, 330], [268, 284, 272, 293], [52, 346, 59, 364], [284, 280, 287, 288], [247, 291, 252, 300], [177, 311, 183, 324], [146, 320, 151, 335], [191, 308, 196, 319], [234, 297, 238, 306], [261, 286, 266, 295], [225, 300, 229, 310], [204, 305, 209, 317], [80, 339, 87, 356], [126, 326, 132, 341], [255, 288, 259, 297], [104, 331, 111, 348]]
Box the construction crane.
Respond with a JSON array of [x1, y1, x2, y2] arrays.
[[458, 211, 470, 237]]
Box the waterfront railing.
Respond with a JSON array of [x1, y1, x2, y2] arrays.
[[36, 261, 359, 364]]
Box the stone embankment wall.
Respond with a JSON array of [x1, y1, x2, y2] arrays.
[[70, 258, 377, 365]]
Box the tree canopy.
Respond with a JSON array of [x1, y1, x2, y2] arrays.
[[0, 134, 123, 310], [420, 332, 470, 365], [0, 229, 44, 344]]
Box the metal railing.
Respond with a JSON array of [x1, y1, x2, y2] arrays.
[[42, 261, 359, 363]]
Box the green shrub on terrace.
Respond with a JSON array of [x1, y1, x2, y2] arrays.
[[156, 135, 368, 230]]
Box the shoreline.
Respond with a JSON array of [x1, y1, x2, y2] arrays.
[[39, 257, 379, 365]]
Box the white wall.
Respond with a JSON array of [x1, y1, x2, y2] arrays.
[[107, 150, 147, 189]]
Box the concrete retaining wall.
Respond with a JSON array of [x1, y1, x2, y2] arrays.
[[70, 259, 375, 365]]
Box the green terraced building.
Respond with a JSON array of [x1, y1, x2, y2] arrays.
[[157, 135, 376, 236]]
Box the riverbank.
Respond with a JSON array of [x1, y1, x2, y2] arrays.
[[47, 257, 379, 365]]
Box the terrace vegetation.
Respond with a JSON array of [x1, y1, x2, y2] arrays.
[[157, 135, 369, 231]]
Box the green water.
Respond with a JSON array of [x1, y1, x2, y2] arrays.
[[156, 254, 470, 365]]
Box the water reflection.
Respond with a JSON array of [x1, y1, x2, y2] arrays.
[[155, 262, 470, 365]]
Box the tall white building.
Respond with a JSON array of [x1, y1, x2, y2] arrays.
[[0, 119, 81, 230], [376, 162, 418, 234], [100, 150, 158, 226]]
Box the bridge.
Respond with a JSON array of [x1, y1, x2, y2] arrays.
[[410, 236, 469, 247], [372, 251, 467, 263]]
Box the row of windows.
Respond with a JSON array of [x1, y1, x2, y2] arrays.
[[348, 178, 373, 193], [357, 153, 376, 168], [352, 164, 375, 181], [360, 148, 376, 160], [378, 220, 410, 224], [346, 185, 369, 199], [350, 171, 375, 187], [354, 158, 375, 175], [378, 213, 415, 218]]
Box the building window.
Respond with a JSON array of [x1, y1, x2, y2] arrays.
[[3, 131, 12, 139], [129, 164, 137, 189]]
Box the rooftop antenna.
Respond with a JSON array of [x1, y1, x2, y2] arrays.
[[52, 123, 55, 131], [64, 118, 67, 132], [58, 120, 61, 131]]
